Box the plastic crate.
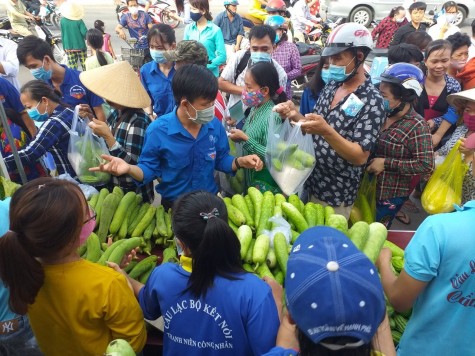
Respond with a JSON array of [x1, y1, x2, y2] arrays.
[[121, 47, 145, 69]]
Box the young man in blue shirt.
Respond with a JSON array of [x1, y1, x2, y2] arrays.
[[16, 36, 106, 122], [92, 64, 263, 208], [213, 0, 244, 62]]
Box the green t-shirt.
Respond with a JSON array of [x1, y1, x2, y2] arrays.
[[60, 17, 87, 50]]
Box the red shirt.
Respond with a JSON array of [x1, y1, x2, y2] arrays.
[[372, 16, 407, 49]]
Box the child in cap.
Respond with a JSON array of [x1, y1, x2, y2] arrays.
[[263, 226, 395, 356]]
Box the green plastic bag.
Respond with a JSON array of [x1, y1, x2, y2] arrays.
[[422, 140, 469, 214], [350, 173, 377, 225]]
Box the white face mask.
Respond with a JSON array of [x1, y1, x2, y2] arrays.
[[396, 17, 405, 23], [129, 6, 139, 15], [446, 14, 457, 23]]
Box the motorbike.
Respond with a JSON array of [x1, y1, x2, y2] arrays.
[[291, 54, 320, 103], [0, 17, 65, 64], [115, 0, 180, 29], [304, 16, 343, 46]]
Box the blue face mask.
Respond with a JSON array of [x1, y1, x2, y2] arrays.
[[30, 60, 53, 81], [327, 56, 355, 83], [275, 34, 280, 43], [250, 51, 272, 63], [150, 49, 167, 64], [27, 101, 49, 122], [175, 237, 184, 256], [321, 68, 330, 84]]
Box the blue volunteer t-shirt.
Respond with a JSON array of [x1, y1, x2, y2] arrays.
[[138, 263, 280, 355], [397, 201, 475, 355], [137, 110, 235, 202], [48, 65, 104, 109], [0, 198, 16, 322]]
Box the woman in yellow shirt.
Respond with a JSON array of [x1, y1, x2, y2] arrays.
[[0, 178, 146, 355]]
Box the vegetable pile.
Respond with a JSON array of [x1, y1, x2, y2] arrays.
[[383, 240, 412, 346], [80, 186, 176, 283], [226, 187, 389, 283], [80, 186, 409, 345]]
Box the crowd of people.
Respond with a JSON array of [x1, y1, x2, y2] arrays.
[[0, 0, 474, 355]]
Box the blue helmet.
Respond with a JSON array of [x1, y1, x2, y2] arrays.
[[379, 63, 424, 98], [264, 15, 288, 30], [224, 0, 239, 5]]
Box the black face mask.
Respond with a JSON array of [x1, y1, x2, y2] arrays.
[[190, 11, 203, 22]]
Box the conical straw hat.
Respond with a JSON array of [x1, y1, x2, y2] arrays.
[[61, 1, 85, 20], [79, 61, 151, 109]]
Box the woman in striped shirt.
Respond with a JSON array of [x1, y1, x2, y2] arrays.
[[228, 61, 286, 192]]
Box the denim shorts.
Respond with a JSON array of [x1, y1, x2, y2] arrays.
[[0, 315, 40, 354]]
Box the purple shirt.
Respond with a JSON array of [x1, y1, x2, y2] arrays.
[[272, 41, 301, 98]]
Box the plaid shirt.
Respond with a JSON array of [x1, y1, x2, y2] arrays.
[[4, 106, 76, 178], [108, 109, 154, 203], [272, 41, 301, 98], [371, 16, 407, 49], [375, 107, 434, 200]]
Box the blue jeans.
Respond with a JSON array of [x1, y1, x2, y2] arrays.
[[0, 315, 40, 354]]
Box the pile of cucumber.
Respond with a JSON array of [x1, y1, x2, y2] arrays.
[[226, 187, 389, 282], [79, 186, 177, 283], [384, 239, 412, 345]]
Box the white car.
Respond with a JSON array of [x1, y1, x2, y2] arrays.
[[319, 0, 475, 27]]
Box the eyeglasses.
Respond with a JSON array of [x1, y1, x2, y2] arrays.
[[83, 206, 96, 225]]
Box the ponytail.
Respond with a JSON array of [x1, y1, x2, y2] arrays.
[[96, 50, 108, 66], [0, 231, 45, 314], [172, 191, 244, 298], [0, 177, 85, 315]]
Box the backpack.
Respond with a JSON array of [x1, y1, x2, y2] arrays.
[[234, 50, 251, 82]]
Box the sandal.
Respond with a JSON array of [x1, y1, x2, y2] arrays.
[[401, 199, 419, 213], [395, 211, 411, 225]]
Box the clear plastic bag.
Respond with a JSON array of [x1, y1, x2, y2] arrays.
[[67, 106, 110, 186], [422, 140, 469, 214], [219, 139, 245, 196], [265, 120, 316, 196]]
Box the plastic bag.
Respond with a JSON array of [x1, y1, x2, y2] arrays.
[[219, 139, 245, 196], [265, 120, 316, 196], [263, 215, 292, 247], [67, 106, 110, 186], [422, 140, 469, 214], [350, 172, 376, 225]]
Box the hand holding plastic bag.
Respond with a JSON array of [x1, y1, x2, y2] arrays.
[[422, 140, 469, 214], [265, 120, 316, 196], [67, 106, 110, 186]]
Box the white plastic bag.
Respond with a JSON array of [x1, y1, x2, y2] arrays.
[[67, 106, 110, 186], [263, 215, 291, 247], [265, 120, 316, 196]]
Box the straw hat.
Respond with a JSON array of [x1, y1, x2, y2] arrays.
[[61, 1, 85, 21], [447, 88, 475, 110], [79, 61, 151, 109]]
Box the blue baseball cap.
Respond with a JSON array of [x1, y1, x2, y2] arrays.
[[286, 226, 386, 349]]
